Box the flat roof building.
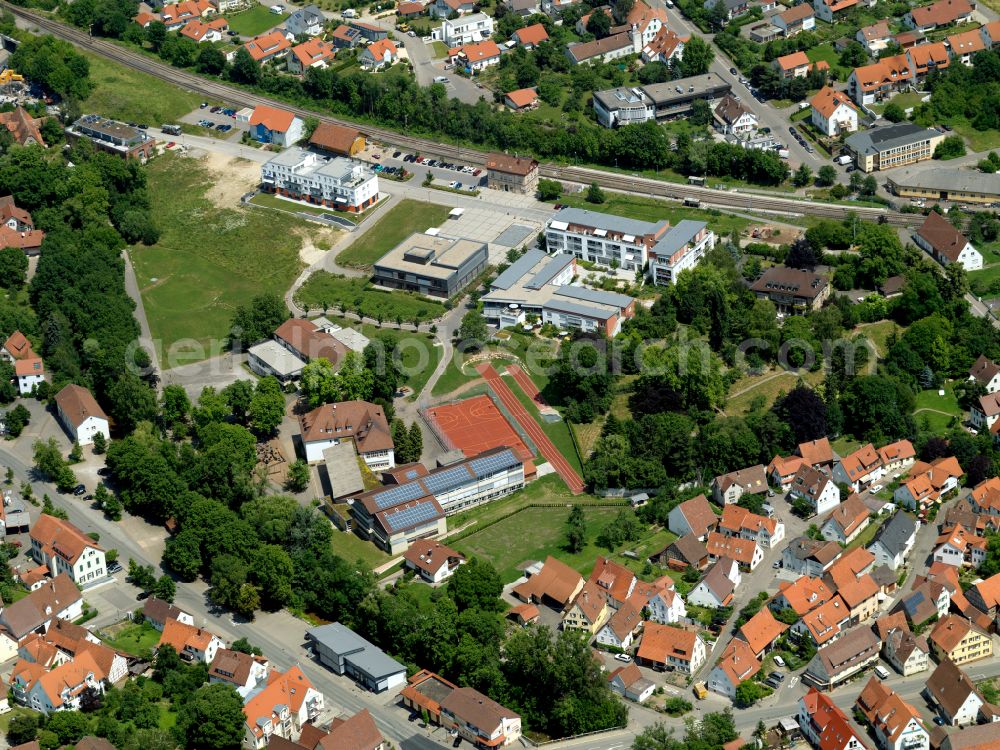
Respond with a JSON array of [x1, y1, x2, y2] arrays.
[[845, 123, 944, 173], [322, 442, 364, 501], [260, 148, 379, 212], [372, 232, 488, 298], [886, 167, 1000, 205], [482, 247, 636, 336], [67, 115, 155, 161], [247, 340, 306, 383], [306, 622, 406, 693], [593, 74, 732, 127]]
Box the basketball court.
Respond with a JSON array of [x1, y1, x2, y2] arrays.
[[424, 395, 534, 462]]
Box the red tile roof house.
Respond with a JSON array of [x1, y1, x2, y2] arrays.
[[298, 400, 394, 466], [30, 514, 106, 587], [636, 622, 706, 673], [855, 677, 929, 750], [773, 50, 811, 79], [913, 211, 983, 272], [799, 687, 871, 750], [288, 38, 337, 74], [54, 383, 109, 447], [904, 0, 974, 33], [833, 443, 886, 492], [711, 464, 768, 505], [242, 667, 324, 750], [179, 16, 228, 43], [0, 575, 83, 643], [667, 493, 718, 540], [249, 105, 304, 147], [1, 329, 35, 362], [608, 663, 656, 703], [360, 38, 399, 70], [504, 87, 538, 110], [971, 391, 1000, 431], [158, 619, 225, 664], [948, 28, 986, 64], [707, 637, 760, 698], [812, 0, 859, 24], [512, 23, 549, 48], [243, 30, 293, 65], [208, 648, 270, 698], [451, 39, 500, 73], [158, 0, 216, 31], [402, 539, 466, 583], [11, 649, 107, 714], [0, 195, 45, 255]]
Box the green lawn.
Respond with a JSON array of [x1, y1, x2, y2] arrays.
[[556, 194, 751, 237], [336, 200, 454, 269], [949, 118, 1000, 152], [968, 264, 1000, 297], [915, 381, 962, 417], [250, 191, 358, 223], [227, 6, 287, 36], [429, 41, 449, 59], [331, 527, 392, 568], [831, 435, 862, 456], [0, 707, 40, 734], [100, 621, 162, 656], [858, 320, 904, 357], [432, 356, 479, 397], [979, 242, 1000, 265], [130, 153, 307, 359], [872, 92, 926, 114], [158, 703, 178, 732], [503, 369, 584, 477], [82, 52, 202, 124], [806, 44, 848, 78], [454, 499, 622, 582], [295, 273, 446, 323], [845, 516, 883, 551]]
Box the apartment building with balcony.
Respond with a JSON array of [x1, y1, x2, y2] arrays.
[[260, 149, 379, 212]]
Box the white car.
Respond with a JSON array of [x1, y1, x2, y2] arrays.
[[448, 181, 458, 188], [773, 655, 786, 668], [614, 653, 633, 663], [871, 484, 884, 493]]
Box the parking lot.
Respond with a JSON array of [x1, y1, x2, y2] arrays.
[[179, 103, 247, 141]]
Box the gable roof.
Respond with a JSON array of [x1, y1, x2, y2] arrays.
[[720, 504, 779, 537], [824, 494, 869, 537], [738, 608, 788, 655], [927, 658, 981, 717], [2, 330, 35, 360], [798, 437, 834, 466], [505, 88, 538, 108], [666, 534, 709, 564], [715, 94, 754, 125], [850, 55, 913, 93], [909, 0, 973, 26], [968, 572, 1000, 611], [364, 38, 399, 62], [512, 555, 584, 607], [603, 601, 642, 642], [291, 37, 336, 68], [707, 532, 760, 566], [142, 596, 191, 626], [243, 667, 317, 739], [714, 465, 768, 495], [839, 443, 883, 480], [249, 105, 297, 133], [800, 687, 867, 750], [779, 2, 814, 22], [948, 28, 985, 55], [440, 687, 520, 737], [403, 539, 464, 577], [244, 30, 292, 61], [969, 355, 1000, 388], [801, 595, 850, 645], [159, 619, 221, 654], [486, 153, 539, 176], [674, 494, 717, 538], [1, 574, 82, 639], [776, 576, 833, 615], [697, 560, 737, 605], [714, 637, 760, 687], [870, 512, 917, 556], [930, 613, 985, 654], [54, 384, 107, 429], [917, 212, 973, 262], [30, 514, 102, 566], [298, 400, 393, 453], [309, 122, 365, 154], [859, 20, 890, 41], [570, 581, 608, 624], [514, 23, 548, 45], [776, 50, 810, 70], [208, 648, 264, 687], [589, 556, 636, 605], [637, 622, 698, 663], [318, 709, 384, 750]]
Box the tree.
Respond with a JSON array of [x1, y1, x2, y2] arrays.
[[773, 385, 827, 443], [407, 422, 423, 463], [680, 35, 713, 77], [816, 165, 837, 187], [565, 505, 585, 553], [793, 163, 813, 187], [785, 237, 821, 270], [33, 438, 76, 492], [934, 135, 966, 160], [689, 98, 713, 126], [0, 247, 28, 288], [107, 372, 158, 433], [537, 178, 563, 201], [734, 679, 769, 708], [231, 637, 263, 655], [839, 41, 868, 68], [229, 47, 261, 85], [6, 403, 30, 437], [285, 460, 310, 492], [448, 558, 504, 612], [883, 102, 906, 122], [248, 376, 285, 436], [458, 310, 488, 350], [252, 544, 294, 608], [161, 384, 191, 433], [300, 358, 338, 407], [6, 713, 39, 746], [196, 44, 226, 74], [92, 431, 107, 454], [586, 182, 606, 204], [177, 684, 247, 750], [222, 380, 255, 424], [229, 293, 287, 351], [586, 10, 612, 38], [163, 529, 202, 581], [152, 574, 176, 603]]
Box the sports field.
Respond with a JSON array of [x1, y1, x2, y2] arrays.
[[424, 395, 534, 461]]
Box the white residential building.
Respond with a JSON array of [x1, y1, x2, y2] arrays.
[[30, 514, 106, 587], [810, 86, 859, 137], [54, 383, 110, 447], [261, 149, 379, 213], [648, 221, 716, 286], [435, 13, 494, 46], [285, 4, 325, 37], [788, 464, 841, 516]]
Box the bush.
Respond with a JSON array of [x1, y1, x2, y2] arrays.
[[586, 182, 606, 204], [934, 135, 966, 160], [537, 178, 563, 201]]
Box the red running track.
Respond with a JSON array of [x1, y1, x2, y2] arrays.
[[477, 363, 586, 494], [506, 364, 549, 412]]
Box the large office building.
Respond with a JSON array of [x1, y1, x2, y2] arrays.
[[260, 149, 379, 212], [372, 232, 488, 298], [350, 447, 525, 553], [593, 73, 732, 127], [886, 168, 1000, 205], [67, 115, 155, 161], [544, 208, 716, 285], [844, 123, 944, 173], [482, 249, 636, 336]]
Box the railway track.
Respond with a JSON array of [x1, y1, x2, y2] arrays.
[[6, 2, 917, 227]]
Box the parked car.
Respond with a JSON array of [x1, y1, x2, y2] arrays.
[[199, 102, 208, 109], [73, 484, 86, 496], [773, 655, 786, 667], [730, 67, 738, 75], [614, 653, 633, 662], [108, 561, 123, 575], [769, 672, 784, 681], [393, 150, 401, 157]]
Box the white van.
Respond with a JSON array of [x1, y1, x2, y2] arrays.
[[269, 4, 283, 13], [874, 665, 890, 679]]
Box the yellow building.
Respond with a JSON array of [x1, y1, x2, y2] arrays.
[[886, 168, 1000, 205], [845, 123, 944, 173], [929, 614, 993, 665], [561, 581, 610, 635]]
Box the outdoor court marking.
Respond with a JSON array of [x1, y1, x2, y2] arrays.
[[424, 395, 533, 461]]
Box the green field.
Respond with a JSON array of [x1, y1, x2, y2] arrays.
[[556, 194, 751, 237], [454, 494, 622, 582], [82, 52, 202, 124], [968, 264, 1000, 297], [950, 118, 1000, 152], [250, 191, 358, 223], [915, 381, 962, 417], [100, 621, 162, 656], [858, 319, 904, 357], [331, 526, 392, 568], [336, 200, 454, 268], [130, 154, 307, 359], [979, 242, 1000, 266], [430, 41, 449, 59], [806, 44, 849, 78], [846, 516, 883, 551], [227, 5, 287, 36], [295, 273, 446, 323], [503, 369, 584, 477]]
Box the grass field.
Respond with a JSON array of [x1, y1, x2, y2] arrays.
[[82, 52, 202, 125], [0, 707, 39, 734], [430, 41, 449, 58], [950, 118, 1000, 152], [871, 92, 926, 115], [250, 191, 358, 222], [556, 194, 751, 237], [915, 381, 962, 416], [831, 435, 862, 456], [858, 319, 903, 357], [158, 703, 178, 732], [295, 273, 446, 323], [968, 264, 1000, 297], [100, 621, 161, 656], [455, 502, 622, 582], [331, 526, 391, 568], [336, 200, 453, 269], [979, 242, 1000, 266], [227, 5, 287, 36], [846, 516, 883, 551], [130, 154, 307, 358], [503, 370, 584, 477], [572, 418, 605, 462], [725, 369, 823, 415], [806, 44, 849, 79]]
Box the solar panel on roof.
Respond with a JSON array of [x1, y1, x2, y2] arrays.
[[372, 482, 425, 510], [384, 501, 440, 531], [405, 469, 419, 480], [470, 450, 517, 477], [422, 465, 471, 494]]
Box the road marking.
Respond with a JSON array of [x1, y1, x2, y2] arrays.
[[789, 677, 798, 688]]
